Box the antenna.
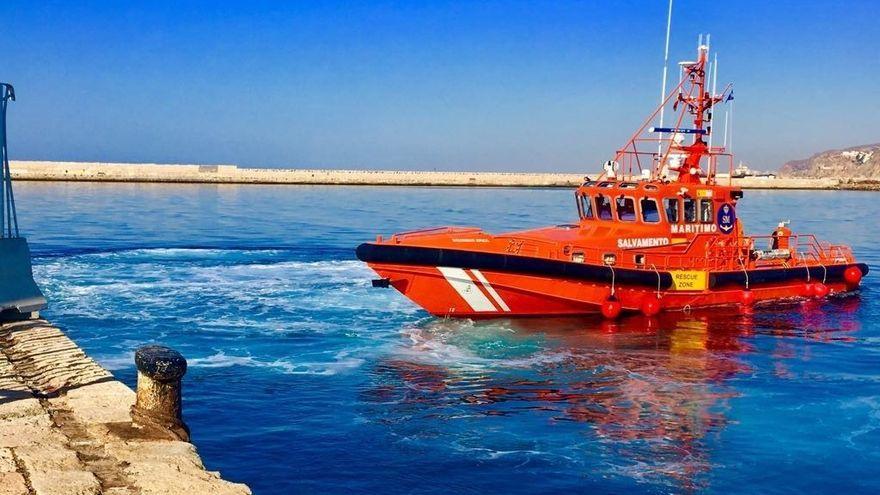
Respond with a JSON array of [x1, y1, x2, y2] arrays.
[[722, 107, 729, 148], [678, 63, 683, 97], [727, 100, 736, 154], [656, 0, 674, 160], [708, 53, 718, 151]]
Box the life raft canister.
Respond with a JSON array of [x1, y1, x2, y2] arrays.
[[771, 223, 792, 250]]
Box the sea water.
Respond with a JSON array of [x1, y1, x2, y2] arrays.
[[15, 182, 880, 494]]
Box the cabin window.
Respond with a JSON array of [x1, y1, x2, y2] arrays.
[[616, 196, 636, 222], [640, 198, 661, 223], [580, 194, 593, 219], [683, 198, 698, 223], [596, 194, 614, 220], [699, 199, 714, 223], [664, 198, 679, 223]]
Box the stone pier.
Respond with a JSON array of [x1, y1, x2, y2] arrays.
[[7, 160, 850, 189], [0, 319, 250, 495]]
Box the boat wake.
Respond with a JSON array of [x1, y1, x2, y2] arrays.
[[32, 247, 422, 376]]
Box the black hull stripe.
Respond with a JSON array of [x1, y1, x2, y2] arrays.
[[356, 243, 868, 290], [358, 243, 671, 288], [709, 263, 869, 288]]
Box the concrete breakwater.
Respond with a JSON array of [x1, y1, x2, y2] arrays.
[[0, 318, 250, 495], [9, 160, 846, 189]]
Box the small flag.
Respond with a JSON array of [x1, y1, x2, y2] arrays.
[[726, 91, 734, 102]]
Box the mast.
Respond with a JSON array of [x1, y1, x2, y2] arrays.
[[608, 37, 733, 185], [656, 0, 674, 159], [708, 53, 718, 152], [674, 43, 709, 183]]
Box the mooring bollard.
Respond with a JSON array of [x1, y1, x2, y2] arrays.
[[131, 345, 190, 441]]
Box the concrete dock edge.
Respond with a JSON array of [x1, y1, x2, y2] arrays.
[[0, 319, 251, 495]]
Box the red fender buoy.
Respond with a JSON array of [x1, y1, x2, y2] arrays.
[[740, 289, 755, 306], [601, 299, 622, 320], [640, 296, 661, 317], [802, 282, 816, 298], [813, 283, 829, 298], [844, 266, 863, 288]]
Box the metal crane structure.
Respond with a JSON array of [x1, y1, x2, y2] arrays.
[[0, 83, 47, 319]]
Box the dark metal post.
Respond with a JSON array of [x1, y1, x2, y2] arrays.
[[0, 83, 19, 238], [0, 83, 10, 238], [131, 345, 190, 441]]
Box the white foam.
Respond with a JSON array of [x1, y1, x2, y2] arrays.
[[187, 350, 365, 376], [32, 250, 419, 379], [94, 351, 136, 371], [34, 254, 418, 327], [394, 320, 572, 372]]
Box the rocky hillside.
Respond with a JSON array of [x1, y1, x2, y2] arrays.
[[780, 143, 880, 178]]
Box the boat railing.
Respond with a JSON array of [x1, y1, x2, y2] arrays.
[[702, 233, 854, 271], [497, 231, 852, 274], [614, 144, 657, 180], [706, 152, 735, 186], [496, 235, 566, 257], [391, 226, 483, 241], [612, 141, 735, 183], [557, 233, 856, 273]]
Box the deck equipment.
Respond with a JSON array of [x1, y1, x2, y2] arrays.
[[0, 83, 47, 318], [356, 41, 867, 319]]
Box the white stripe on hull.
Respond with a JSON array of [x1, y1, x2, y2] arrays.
[[437, 267, 497, 312], [470, 269, 511, 312]]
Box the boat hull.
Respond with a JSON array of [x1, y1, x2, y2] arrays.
[[358, 243, 868, 318]]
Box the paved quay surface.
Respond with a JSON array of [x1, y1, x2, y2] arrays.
[[0, 319, 250, 495], [9, 160, 846, 189]]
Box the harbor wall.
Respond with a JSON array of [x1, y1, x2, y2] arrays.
[[0, 318, 251, 495], [9, 160, 845, 189]]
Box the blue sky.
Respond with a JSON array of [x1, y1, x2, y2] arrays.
[[3, 1, 879, 172]]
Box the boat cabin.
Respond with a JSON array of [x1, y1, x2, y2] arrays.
[[554, 177, 757, 271], [575, 179, 743, 237]]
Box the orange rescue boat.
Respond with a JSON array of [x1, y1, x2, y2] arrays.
[[357, 41, 867, 319]]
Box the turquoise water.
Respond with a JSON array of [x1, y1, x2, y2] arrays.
[[16, 182, 880, 494]]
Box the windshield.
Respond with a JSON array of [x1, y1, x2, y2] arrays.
[[616, 196, 636, 222], [641, 198, 661, 223], [664, 198, 679, 223], [580, 194, 593, 219], [596, 195, 613, 220]]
